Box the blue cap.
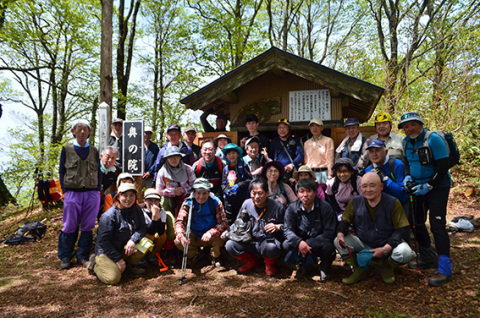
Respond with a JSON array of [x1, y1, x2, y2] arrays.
[[344, 118, 360, 127], [357, 249, 374, 271], [366, 139, 386, 150], [167, 124, 181, 133]]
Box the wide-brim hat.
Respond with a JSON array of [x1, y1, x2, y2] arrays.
[[398, 112, 425, 129], [293, 165, 316, 180], [221, 143, 243, 156], [332, 158, 358, 174], [245, 136, 260, 148], [117, 182, 137, 194], [144, 188, 161, 200], [164, 146, 185, 158], [116, 172, 135, 187], [193, 178, 213, 191], [261, 160, 285, 180]]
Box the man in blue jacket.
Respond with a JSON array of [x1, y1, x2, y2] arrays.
[[399, 112, 453, 287], [283, 179, 337, 280], [364, 139, 410, 218], [268, 119, 304, 182]]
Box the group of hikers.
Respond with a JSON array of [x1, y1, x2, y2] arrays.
[[58, 110, 453, 287]]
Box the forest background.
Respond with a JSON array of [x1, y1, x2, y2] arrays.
[[0, 0, 479, 207]]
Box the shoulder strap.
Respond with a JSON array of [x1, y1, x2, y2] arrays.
[[215, 156, 223, 173], [195, 158, 204, 175], [423, 130, 433, 148], [388, 157, 396, 182]]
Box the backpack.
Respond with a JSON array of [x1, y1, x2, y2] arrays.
[[403, 130, 460, 168], [3, 221, 47, 246], [195, 156, 223, 176]]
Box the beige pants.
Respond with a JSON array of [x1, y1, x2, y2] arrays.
[[174, 232, 225, 259], [93, 249, 146, 285]]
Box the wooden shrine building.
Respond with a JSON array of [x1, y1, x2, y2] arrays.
[[180, 47, 384, 145]]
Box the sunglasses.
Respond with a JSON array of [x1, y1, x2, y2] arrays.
[[400, 112, 421, 121]]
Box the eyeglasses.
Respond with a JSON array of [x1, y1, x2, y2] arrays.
[[400, 112, 421, 121]]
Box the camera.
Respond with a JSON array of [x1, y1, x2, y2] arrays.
[[404, 180, 418, 194]]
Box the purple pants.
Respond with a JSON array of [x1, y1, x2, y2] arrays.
[[62, 191, 100, 233]]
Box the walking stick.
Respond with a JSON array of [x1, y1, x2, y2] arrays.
[[179, 194, 194, 285]]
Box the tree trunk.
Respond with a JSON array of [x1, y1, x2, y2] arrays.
[[0, 175, 16, 207], [100, 0, 113, 125]]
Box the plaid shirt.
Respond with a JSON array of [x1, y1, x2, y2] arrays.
[[175, 195, 228, 240], [156, 164, 195, 197]]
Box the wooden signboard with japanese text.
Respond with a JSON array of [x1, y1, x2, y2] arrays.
[[123, 120, 144, 176]]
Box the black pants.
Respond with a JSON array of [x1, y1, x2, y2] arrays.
[[412, 186, 450, 256]]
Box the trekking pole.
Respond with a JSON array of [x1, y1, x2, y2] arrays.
[[25, 168, 39, 219], [409, 194, 421, 274], [179, 194, 194, 285]]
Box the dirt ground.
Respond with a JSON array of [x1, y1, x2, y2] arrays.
[[1, 188, 479, 318]]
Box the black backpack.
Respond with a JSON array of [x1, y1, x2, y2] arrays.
[[3, 221, 47, 246]]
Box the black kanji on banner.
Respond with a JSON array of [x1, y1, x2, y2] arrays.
[[123, 120, 144, 176]]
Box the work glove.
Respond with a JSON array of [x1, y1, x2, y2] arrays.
[[412, 183, 431, 196], [403, 175, 413, 188]]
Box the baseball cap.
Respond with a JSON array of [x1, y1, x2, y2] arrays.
[[366, 139, 386, 150], [245, 136, 260, 148], [144, 126, 153, 133], [117, 183, 137, 194], [166, 124, 181, 133], [144, 188, 161, 200], [309, 119, 324, 126], [112, 118, 123, 124], [184, 125, 196, 133], [344, 118, 360, 127]]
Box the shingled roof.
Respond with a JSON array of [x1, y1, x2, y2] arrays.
[[180, 47, 384, 123]]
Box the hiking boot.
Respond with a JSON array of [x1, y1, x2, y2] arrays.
[[86, 254, 96, 276], [78, 259, 89, 268], [264, 257, 279, 276], [342, 267, 367, 285], [236, 252, 260, 274], [127, 265, 145, 275], [428, 271, 452, 287], [342, 257, 366, 285], [189, 252, 205, 267], [295, 264, 306, 278], [380, 258, 395, 284], [408, 258, 436, 270], [60, 260, 71, 270]]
